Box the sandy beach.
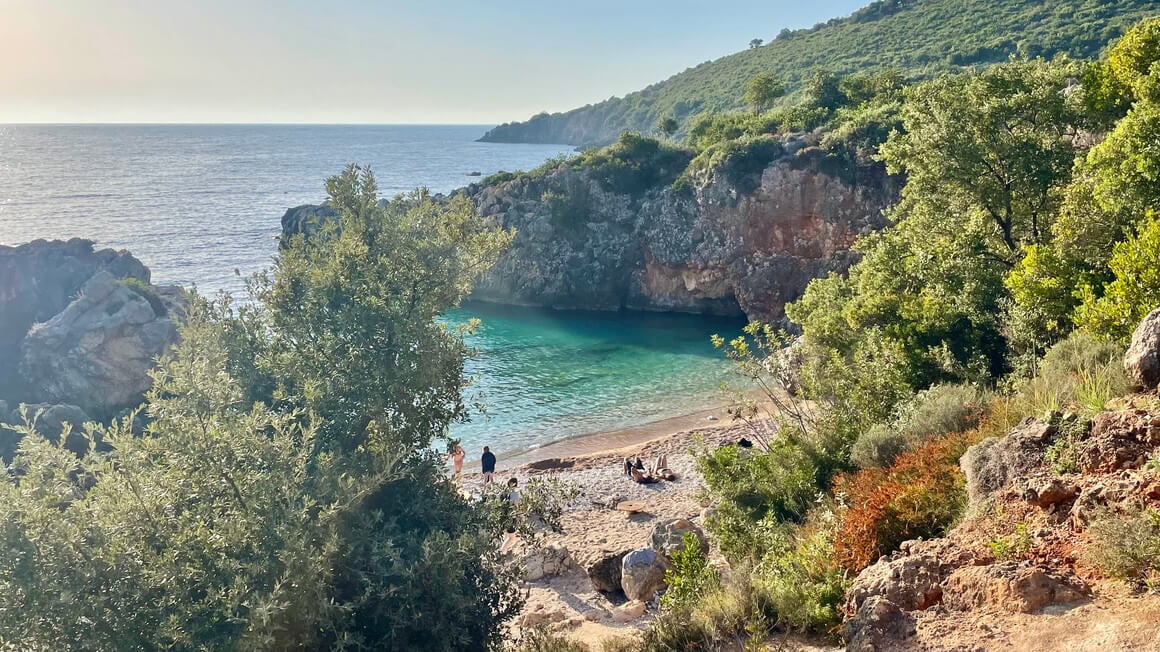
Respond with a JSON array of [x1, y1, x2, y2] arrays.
[[456, 405, 757, 648]]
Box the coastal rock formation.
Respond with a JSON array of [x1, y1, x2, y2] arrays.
[[0, 240, 181, 434], [280, 203, 340, 242], [463, 141, 897, 323], [0, 239, 150, 397], [280, 139, 898, 324], [20, 271, 179, 417]]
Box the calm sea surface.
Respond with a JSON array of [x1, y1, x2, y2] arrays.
[[0, 124, 740, 455]]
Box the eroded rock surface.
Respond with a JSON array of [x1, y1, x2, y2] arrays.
[[0, 239, 150, 398], [20, 271, 178, 417]]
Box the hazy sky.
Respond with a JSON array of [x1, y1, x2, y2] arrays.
[[1, 0, 868, 124]]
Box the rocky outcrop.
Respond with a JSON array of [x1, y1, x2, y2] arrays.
[[1124, 307, 1160, 389], [280, 139, 898, 323], [280, 203, 340, 242], [941, 564, 1086, 614], [463, 142, 896, 323], [19, 272, 178, 418], [0, 403, 92, 461], [960, 418, 1057, 505], [0, 239, 150, 398]]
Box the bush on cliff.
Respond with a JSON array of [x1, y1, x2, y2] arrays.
[[569, 132, 692, 196], [834, 430, 975, 572], [0, 166, 521, 650]]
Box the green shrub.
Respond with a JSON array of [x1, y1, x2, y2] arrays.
[[895, 383, 991, 441], [697, 438, 818, 559], [642, 563, 762, 652], [661, 533, 719, 610], [1087, 507, 1160, 590], [989, 522, 1032, 560], [570, 132, 692, 195], [683, 135, 785, 193], [1012, 331, 1132, 418], [1076, 216, 1160, 342], [849, 423, 906, 469], [751, 513, 848, 634], [120, 277, 167, 316]]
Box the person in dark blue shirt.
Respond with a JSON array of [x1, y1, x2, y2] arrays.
[[481, 446, 497, 484]]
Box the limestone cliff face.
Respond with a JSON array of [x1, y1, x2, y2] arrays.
[[464, 147, 899, 323]]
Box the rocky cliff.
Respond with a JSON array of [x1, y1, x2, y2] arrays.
[[0, 239, 181, 428], [281, 140, 898, 323], [463, 140, 899, 323]]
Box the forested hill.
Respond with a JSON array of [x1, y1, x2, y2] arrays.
[[479, 0, 1159, 147]]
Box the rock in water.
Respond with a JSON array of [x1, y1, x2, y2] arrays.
[[621, 547, 668, 602], [20, 271, 178, 417], [1125, 308, 1160, 389]]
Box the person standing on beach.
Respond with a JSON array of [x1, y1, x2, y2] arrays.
[[481, 446, 497, 484], [449, 443, 466, 480]]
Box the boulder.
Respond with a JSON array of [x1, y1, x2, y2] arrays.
[[0, 239, 150, 397], [842, 596, 916, 652], [942, 564, 1087, 613], [650, 518, 708, 558], [621, 547, 669, 602], [1124, 308, 1160, 389], [961, 418, 1056, 504], [524, 543, 573, 582], [844, 539, 973, 616], [578, 548, 631, 593], [19, 272, 178, 417]]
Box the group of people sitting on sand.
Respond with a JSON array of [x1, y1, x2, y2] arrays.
[[622, 454, 675, 484]]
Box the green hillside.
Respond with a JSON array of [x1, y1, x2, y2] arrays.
[[480, 0, 1159, 146]]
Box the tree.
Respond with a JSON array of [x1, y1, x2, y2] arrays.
[[749, 38, 764, 49], [0, 166, 524, 650], [879, 59, 1080, 256], [657, 115, 679, 139], [1075, 216, 1160, 341], [744, 73, 785, 113]]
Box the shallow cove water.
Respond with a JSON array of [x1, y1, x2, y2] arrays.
[[1, 124, 745, 455], [448, 303, 745, 456]]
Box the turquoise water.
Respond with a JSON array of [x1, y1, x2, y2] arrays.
[[0, 124, 745, 455], [449, 303, 745, 456]]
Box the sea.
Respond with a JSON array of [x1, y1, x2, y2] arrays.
[[0, 124, 743, 456]]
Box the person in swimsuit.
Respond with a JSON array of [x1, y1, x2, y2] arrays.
[[449, 443, 466, 479]]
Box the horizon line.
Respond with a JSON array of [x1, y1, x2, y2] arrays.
[[0, 121, 502, 127]]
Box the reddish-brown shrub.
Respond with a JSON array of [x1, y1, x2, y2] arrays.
[[833, 431, 978, 572]]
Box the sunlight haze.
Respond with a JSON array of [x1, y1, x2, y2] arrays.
[[1, 0, 868, 123]]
